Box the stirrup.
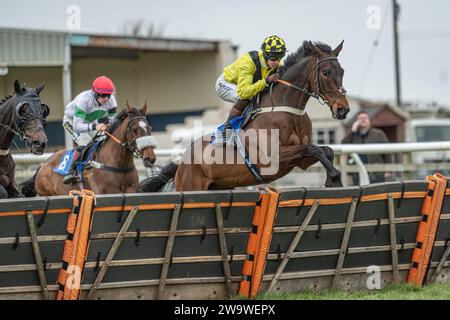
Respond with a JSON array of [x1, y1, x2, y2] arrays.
[[214, 130, 233, 146], [63, 174, 80, 184]]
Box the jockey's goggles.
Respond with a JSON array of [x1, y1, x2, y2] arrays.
[[264, 51, 285, 61]]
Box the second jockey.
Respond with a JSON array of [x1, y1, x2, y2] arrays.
[[62, 75, 117, 184]]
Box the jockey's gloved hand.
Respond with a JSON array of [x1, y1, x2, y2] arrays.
[[265, 73, 280, 84], [98, 117, 110, 124], [95, 123, 107, 132]]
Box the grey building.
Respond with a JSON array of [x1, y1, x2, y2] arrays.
[[0, 27, 236, 150]]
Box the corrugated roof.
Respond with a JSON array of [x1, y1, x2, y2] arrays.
[[0, 28, 67, 66], [0, 27, 227, 66], [70, 34, 217, 51]]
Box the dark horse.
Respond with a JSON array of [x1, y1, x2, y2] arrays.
[[21, 103, 157, 196], [140, 41, 349, 192], [0, 80, 49, 198]]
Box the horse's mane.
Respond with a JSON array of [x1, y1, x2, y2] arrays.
[[278, 41, 332, 75], [0, 85, 42, 108], [107, 107, 145, 134], [0, 94, 13, 107]]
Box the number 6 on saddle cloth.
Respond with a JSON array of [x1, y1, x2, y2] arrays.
[[53, 142, 100, 177], [212, 104, 257, 143]]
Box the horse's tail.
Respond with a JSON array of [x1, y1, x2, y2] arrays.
[[138, 161, 178, 192], [19, 166, 40, 197]]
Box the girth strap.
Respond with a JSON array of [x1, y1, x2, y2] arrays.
[[89, 160, 135, 173], [256, 106, 306, 117]]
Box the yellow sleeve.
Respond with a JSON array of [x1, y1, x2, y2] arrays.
[[236, 56, 267, 100]]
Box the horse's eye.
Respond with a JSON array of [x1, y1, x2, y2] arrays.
[[17, 103, 29, 117], [41, 104, 50, 118], [322, 70, 330, 76]]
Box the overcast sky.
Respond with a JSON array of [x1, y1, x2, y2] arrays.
[[1, 0, 449, 106]]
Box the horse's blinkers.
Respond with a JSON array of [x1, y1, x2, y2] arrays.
[[12, 91, 49, 142]]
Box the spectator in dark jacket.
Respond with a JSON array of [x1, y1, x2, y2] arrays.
[[342, 111, 393, 184]]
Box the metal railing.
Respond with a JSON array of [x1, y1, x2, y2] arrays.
[[332, 141, 450, 185], [11, 141, 450, 186]]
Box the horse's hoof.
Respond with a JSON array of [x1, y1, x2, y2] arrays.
[[325, 181, 343, 188], [332, 181, 344, 188], [325, 173, 343, 188]]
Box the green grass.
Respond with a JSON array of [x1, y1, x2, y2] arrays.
[[234, 283, 450, 300]]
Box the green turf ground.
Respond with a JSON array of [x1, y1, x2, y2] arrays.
[[236, 283, 450, 300]]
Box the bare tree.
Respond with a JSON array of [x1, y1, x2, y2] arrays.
[[120, 19, 167, 38]]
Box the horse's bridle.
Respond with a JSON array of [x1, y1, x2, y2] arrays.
[[0, 94, 47, 149], [274, 56, 347, 115], [101, 114, 156, 159], [314, 56, 346, 104]]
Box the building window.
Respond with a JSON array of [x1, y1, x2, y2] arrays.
[[312, 128, 337, 145]]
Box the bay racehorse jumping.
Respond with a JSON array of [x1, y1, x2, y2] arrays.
[[20, 103, 157, 196], [0, 80, 49, 198], [140, 41, 349, 192]]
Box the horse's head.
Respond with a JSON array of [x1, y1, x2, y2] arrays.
[[304, 41, 349, 120], [12, 80, 49, 155], [117, 102, 157, 167]]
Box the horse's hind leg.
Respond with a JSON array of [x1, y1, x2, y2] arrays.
[[175, 164, 213, 191]]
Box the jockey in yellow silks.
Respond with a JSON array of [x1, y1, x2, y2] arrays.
[[215, 35, 287, 144]]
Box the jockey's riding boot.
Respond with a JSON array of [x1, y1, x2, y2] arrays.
[[216, 99, 250, 145], [63, 148, 82, 184], [225, 99, 250, 123]]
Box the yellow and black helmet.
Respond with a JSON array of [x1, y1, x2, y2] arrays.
[[261, 35, 287, 60]]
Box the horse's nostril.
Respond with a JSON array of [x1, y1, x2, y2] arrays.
[[338, 108, 349, 117], [33, 141, 47, 149]]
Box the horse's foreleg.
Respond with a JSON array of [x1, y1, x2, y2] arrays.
[[307, 145, 342, 187], [295, 145, 342, 187], [4, 177, 25, 198], [297, 156, 319, 171], [0, 185, 7, 199], [7, 184, 25, 198], [319, 146, 342, 187]]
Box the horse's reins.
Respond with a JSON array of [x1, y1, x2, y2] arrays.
[[101, 128, 121, 145]]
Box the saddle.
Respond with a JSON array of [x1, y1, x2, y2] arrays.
[[214, 93, 263, 142], [53, 141, 101, 177]]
